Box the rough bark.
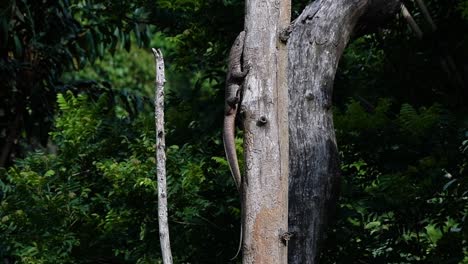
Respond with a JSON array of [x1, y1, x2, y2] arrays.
[[241, 0, 290, 263], [152, 48, 173, 264], [287, 1, 398, 263]]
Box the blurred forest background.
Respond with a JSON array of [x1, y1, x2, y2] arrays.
[[0, 0, 467, 263]]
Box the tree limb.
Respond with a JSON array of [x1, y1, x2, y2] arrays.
[[414, 0, 436, 31], [287, 1, 401, 263], [401, 3, 423, 39], [152, 48, 173, 264]]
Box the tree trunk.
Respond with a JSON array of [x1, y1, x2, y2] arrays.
[[241, 0, 290, 263], [240, 0, 401, 262], [287, 1, 399, 263]]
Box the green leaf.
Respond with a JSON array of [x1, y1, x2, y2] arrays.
[[13, 34, 22, 57], [365, 220, 381, 230], [0, 18, 8, 48], [425, 223, 443, 245], [134, 23, 141, 46], [57, 93, 69, 110], [85, 30, 96, 62], [44, 170, 55, 177]]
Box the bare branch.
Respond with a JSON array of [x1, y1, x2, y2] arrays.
[[414, 0, 436, 31], [401, 4, 423, 39], [152, 48, 173, 264]]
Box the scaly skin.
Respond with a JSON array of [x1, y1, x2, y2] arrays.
[[223, 31, 248, 260], [223, 31, 248, 191]]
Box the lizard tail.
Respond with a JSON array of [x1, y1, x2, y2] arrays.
[[230, 225, 242, 260], [223, 115, 242, 191], [223, 114, 243, 260]]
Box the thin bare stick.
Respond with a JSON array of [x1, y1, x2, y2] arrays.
[[401, 4, 423, 39], [152, 48, 173, 264]]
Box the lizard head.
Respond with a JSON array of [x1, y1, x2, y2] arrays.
[[233, 31, 246, 48]]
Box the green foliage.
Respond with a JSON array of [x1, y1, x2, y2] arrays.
[[322, 99, 467, 264], [0, 0, 155, 166], [398, 103, 442, 137], [0, 92, 240, 263], [63, 45, 155, 97], [1, 0, 468, 263], [458, 0, 468, 20]]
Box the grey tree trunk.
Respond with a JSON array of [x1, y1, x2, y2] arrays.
[[240, 0, 290, 263], [239, 0, 401, 262], [286, 0, 399, 263]]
